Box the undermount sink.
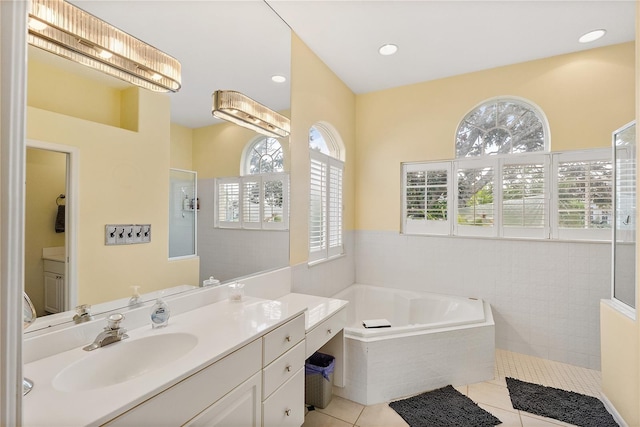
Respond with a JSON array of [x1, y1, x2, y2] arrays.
[[53, 332, 198, 392]]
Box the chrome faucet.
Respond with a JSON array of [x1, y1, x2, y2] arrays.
[[83, 313, 129, 351], [73, 304, 94, 324]]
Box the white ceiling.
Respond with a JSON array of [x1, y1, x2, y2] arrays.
[[61, 1, 635, 129]]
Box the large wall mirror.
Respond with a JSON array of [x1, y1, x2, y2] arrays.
[[25, 1, 291, 332]]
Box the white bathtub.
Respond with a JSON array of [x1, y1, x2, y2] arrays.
[[331, 284, 495, 405]]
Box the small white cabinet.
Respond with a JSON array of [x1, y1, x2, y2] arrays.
[[43, 259, 65, 314], [185, 372, 261, 427]]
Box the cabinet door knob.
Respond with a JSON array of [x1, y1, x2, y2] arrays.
[[285, 335, 291, 342], [285, 409, 291, 416], [285, 365, 292, 372], [327, 328, 332, 334]]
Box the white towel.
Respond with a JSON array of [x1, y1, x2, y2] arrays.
[[362, 318, 391, 328]]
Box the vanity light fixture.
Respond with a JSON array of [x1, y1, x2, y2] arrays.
[[212, 90, 290, 138], [378, 43, 398, 56], [578, 29, 606, 43], [271, 75, 287, 83], [27, 0, 181, 92]]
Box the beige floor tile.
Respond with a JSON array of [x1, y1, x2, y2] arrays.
[[315, 396, 364, 425], [478, 403, 522, 427], [355, 403, 409, 427], [520, 412, 576, 427], [454, 384, 468, 395], [468, 381, 515, 412], [302, 410, 353, 427], [520, 413, 576, 427]]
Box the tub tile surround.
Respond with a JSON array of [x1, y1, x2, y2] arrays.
[[354, 230, 610, 370]]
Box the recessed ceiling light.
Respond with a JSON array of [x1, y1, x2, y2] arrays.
[[378, 44, 398, 56], [271, 75, 287, 83], [579, 29, 606, 43]]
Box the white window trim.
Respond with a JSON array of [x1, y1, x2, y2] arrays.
[[402, 162, 452, 235], [401, 149, 612, 242], [214, 173, 289, 231], [551, 148, 612, 241], [309, 150, 344, 263]]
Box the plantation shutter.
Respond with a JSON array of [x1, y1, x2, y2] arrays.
[[328, 158, 344, 256], [215, 174, 289, 230], [553, 149, 612, 240], [262, 173, 289, 230], [455, 160, 496, 237], [309, 152, 327, 261], [309, 150, 343, 261], [402, 162, 451, 235], [242, 179, 261, 229], [501, 155, 549, 238], [215, 178, 240, 228]]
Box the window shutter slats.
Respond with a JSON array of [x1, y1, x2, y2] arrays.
[[557, 160, 612, 230], [309, 156, 327, 256], [215, 174, 289, 230], [502, 163, 545, 228]]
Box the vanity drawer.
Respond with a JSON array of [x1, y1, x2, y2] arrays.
[[43, 259, 64, 274], [262, 367, 304, 427], [105, 339, 261, 427], [305, 307, 346, 358], [262, 340, 305, 399], [263, 313, 305, 366]]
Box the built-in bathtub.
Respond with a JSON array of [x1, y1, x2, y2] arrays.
[[331, 284, 495, 405]]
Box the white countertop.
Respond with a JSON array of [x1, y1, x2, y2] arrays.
[[42, 246, 65, 262], [276, 293, 348, 332], [23, 296, 306, 427]]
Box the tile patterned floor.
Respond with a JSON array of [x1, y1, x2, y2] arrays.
[[302, 349, 604, 427]]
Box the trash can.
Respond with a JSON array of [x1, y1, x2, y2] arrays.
[[304, 352, 335, 409]]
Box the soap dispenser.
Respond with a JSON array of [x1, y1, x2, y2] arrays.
[[150, 291, 170, 328], [129, 286, 143, 307]]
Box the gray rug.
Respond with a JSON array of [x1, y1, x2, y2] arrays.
[[389, 385, 502, 427], [506, 377, 618, 427]]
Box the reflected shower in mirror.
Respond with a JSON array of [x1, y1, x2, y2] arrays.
[[24, 0, 291, 333]]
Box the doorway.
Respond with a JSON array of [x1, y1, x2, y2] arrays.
[[25, 140, 78, 316]]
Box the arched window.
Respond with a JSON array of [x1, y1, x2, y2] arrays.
[[456, 98, 548, 158], [242, 136, 285, 175], [309, 123, 345, 262], [401, 96, 612, 240], [216, 136, 288, 230]]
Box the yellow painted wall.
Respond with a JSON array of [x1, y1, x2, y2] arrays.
[[170, 123, 194, 170], [289, 34, 356, 265], [192, 110, 291, 180], [355, 43, 635, 231], [24, 148, 66, 316], [27, 59, 199, 306], [600, 302, 639, 425]]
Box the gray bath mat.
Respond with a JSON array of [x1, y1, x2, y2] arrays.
[[389, 385, 501, 427], [506, 377, 618, 427]]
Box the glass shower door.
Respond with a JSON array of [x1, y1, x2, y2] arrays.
[[613, 121, 636, 309], [169, 169, 197, 259]]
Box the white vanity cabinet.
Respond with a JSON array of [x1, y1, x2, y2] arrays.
[[104, 339, 262, 427], [261, 314, 306, 427], [103, 314, 307, 427], [43, 259, 65, 314]]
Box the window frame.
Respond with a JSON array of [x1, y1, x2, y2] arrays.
[[401, 149, 612, 242], [309, 149, 344, 263], [214, 172, 289, 231]]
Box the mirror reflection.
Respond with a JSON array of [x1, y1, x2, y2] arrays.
[[24, 1, 291, 332]]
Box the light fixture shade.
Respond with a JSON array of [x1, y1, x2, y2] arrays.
[[212, 90, 290, 138], [28, 0, 181, 92]]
